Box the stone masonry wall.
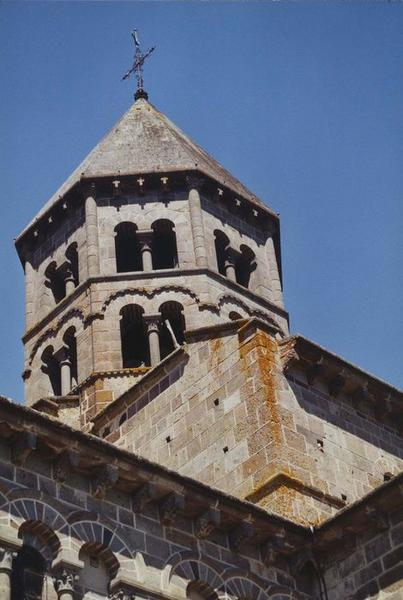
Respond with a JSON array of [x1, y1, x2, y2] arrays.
[[95, 323, 403, 528], [275, 368, 403, 512], [322, 504, 403, 599], [0, 437, 306, 600]]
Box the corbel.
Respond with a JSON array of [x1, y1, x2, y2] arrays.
[[11, 431, 37, 467], [228, 520, 254, 552], [352, 382, 369, 404], [112, 180, 121, 197], [92, 464, 119, 499], [131, 482, 158, 512], [160, 176, 169, 192], [159, 491, 185, 526], [194, 506, 220, 539], [216, 187, 224, 201], [327, 373, 346, 398], [53, 451, 80, 483], [290, 544, 314, 573], [306, 357, 324, 385], [365, 506, 388, 532], [261, 529, 298, 564], [136, 177, 145, 195], [261, 533, 286, 565]]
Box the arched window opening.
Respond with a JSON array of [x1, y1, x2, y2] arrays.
[[11, 545, 46, 600], [41, 346, 61, 396], [45, 261, 65, 304], [187, 581, 219, 600], [63, 326, 78, 389], [114, 222, 142, 273], [152, 219, 178, 269], [120, 304, 149, 367], [296, 560, 322, 597], [159, 301, 186, 359], [214, 230, 230, 277], [235, 245, 256, 288], [78, 543, 117, 599], [229, 311, 243, 321], [65, 242, 79, 287]]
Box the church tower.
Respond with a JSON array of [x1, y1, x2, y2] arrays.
[[14, 65, 403, 535], [16, 92, 287, 421]]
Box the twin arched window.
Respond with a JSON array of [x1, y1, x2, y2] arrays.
[[120, 301, 185, 369], [115, 219, 178, 273], [41, 326, 77, 396], [45, 242, 79, 304], [214, 230, 256, 289]]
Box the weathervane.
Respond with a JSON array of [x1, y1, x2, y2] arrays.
[[122, 29, 156, 100]]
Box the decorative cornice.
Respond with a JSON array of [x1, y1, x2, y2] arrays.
[[16, 170, 278, 263], [280, 335, 402, 429]]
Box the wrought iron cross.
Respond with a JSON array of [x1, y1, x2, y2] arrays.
[[122, 29, 156, 100]]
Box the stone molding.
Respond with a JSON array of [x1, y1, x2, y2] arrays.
[[23, 267, 289, 347]]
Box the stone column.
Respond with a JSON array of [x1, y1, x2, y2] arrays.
[[266, 234, 284, 308], [145, 316, 161, 367], [24, 260, 35, 330], [64, 270, 75, 295], [53, 568, 78, 600], [58, 348, 71, 396], [84, 183, 99, 278], [0, 548, 15, 600], [138, 231, 154, 272], [224, 249, 237, 283], [186, 175, 208, 268]]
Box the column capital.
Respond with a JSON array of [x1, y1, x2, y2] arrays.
[[186, 174, 204, 191], [55, 346, 71, 367], [0, 548, 17, 573], [53, 567, 79, 597], [225, 247, 239, 268], [144, 314, 161, 333], [137, 229, 154, 249]]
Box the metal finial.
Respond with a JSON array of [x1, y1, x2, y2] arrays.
[[122, 29, 156, 100]]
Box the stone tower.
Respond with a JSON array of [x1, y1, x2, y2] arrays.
[[16, 95, 287, 425]]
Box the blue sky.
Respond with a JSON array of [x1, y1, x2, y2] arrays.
[[1, 1, 402, 400]]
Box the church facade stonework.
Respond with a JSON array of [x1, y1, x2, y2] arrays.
[[0, 93, 401, 599]]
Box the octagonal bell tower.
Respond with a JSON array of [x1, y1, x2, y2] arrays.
[[16, 92, 287, 426]]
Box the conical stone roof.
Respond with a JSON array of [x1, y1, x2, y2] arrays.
[[19, 97, 273, 239]]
